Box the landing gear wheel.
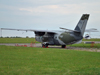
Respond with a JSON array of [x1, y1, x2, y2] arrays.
[[42, 44, 48, 48], [45, 44, 48, 48], [42, 44, 45, 48], [62, 45, 66, 48]]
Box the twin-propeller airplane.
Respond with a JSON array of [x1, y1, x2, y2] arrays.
[[1, 14, 90, 48]]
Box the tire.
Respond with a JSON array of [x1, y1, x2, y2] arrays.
[[42, 44, 48, 48], [62, 45, 66, 48]]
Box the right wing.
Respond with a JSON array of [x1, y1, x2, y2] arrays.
[[1, 28, 57, 34]]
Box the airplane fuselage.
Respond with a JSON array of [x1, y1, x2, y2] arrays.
[[35, 31, 83, 45]]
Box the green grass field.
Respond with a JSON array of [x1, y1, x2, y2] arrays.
[[0, 46, 100, 75], [0, 38, 39, 43], [68, 43, 100, 48], [82, 38, 100, 41]]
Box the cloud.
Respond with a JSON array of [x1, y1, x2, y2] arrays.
[[20, 0, 100, 5], [1, 0, 100, 16], [18, 2, 100, 16], [19, 4, 81, 15]]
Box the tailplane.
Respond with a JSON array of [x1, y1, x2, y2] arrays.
[[74, 14, 90, 36]]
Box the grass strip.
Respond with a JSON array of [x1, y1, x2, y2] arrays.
[[0, 46, 100, 75]]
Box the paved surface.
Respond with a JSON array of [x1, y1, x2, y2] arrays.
[[0, 43, 42, 47], [0, 41, 100, 47], [0, 43, 100, 52], [0, 43, 61, 48], [83, 41, 100, 44]]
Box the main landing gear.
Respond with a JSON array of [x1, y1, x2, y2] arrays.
[[42, 44, 48, 48], [61, 45, 66, 48], [42, 43, 66, 48]]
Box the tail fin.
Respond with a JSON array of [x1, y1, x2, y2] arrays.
[[74, 14, 90, 36]]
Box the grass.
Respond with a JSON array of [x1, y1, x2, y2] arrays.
[[82, 38, 100, 41], [0, 38, 39, 43], [68, 43, 100, 48], [0, 45, 100, 75]]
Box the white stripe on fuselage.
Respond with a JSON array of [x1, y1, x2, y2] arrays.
[[54, 32, 66, 45]]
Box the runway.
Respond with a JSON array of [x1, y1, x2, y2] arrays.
[[0, 43, 100, 52], [0, 41, 100, 47], [0, 43, 62, 48], [0, 43, 42, 47]]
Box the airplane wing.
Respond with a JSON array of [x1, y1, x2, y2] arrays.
[[1, 28, 97, 34], [1, 28, 57, 34]]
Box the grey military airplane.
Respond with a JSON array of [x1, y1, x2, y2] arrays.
[[1, 14, 90, 48]]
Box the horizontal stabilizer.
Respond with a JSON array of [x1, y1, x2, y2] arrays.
[[85, 28, 99, 32], [59, 27, 80, 33]]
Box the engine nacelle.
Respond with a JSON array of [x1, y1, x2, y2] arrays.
[[35, 32, 45, 36], [35, 32, 55, 44]]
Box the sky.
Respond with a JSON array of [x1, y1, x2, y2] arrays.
[[0, 0, 100, 38]]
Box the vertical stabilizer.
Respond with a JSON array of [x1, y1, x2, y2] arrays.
[[74, 14, 90, 36]]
